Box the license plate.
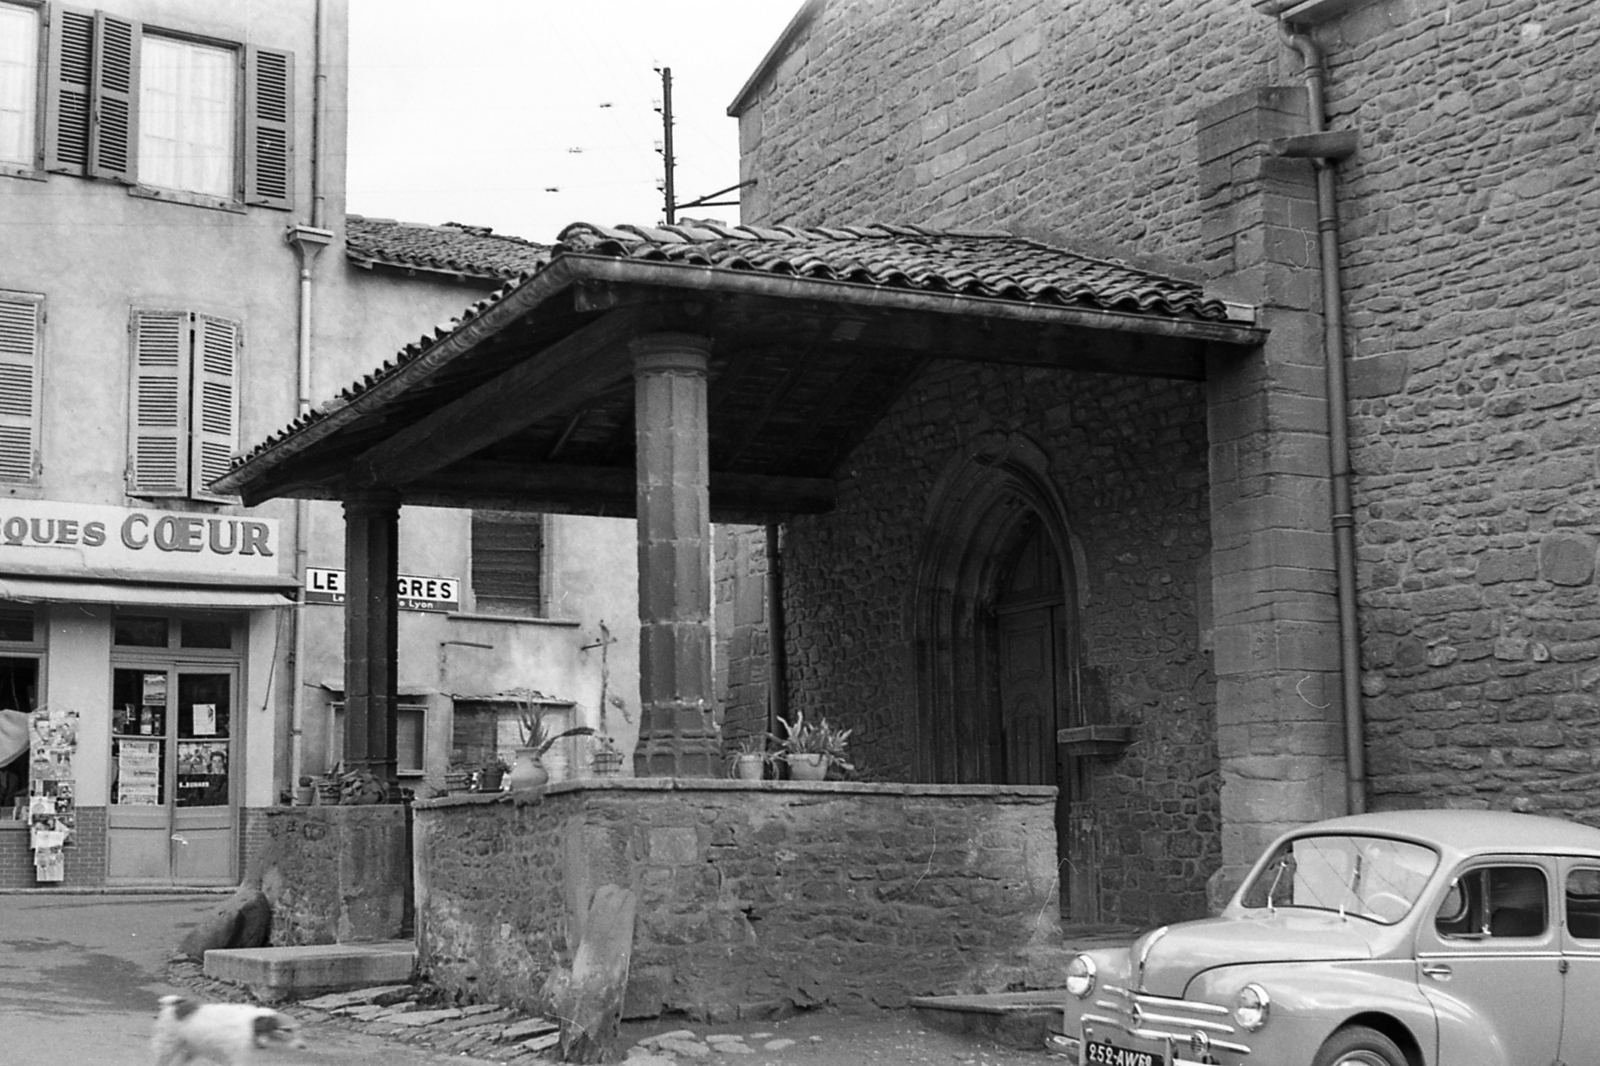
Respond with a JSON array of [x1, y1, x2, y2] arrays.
[[1083, 1040, 1158, 1066]]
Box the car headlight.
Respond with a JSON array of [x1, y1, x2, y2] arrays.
[[1065, 954, 1097, 999], [1234, 983, 1270, 1031]]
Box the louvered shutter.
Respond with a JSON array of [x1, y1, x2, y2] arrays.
[[244, 47, 292, 209], [0, 294, 42, 483], [190, 314, 239, 499], [87, 11, 137, 183], [128, 309, 188, 496], [44, 5, 94, 174]]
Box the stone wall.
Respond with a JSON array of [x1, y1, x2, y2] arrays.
[[412, 781, 1065, 1019], [257, 805, 409, 945], [778, 358, 1219, 925], [735, 0, 1600, 834]]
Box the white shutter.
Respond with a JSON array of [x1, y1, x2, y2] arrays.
[[128, 309, 187, 495], [191, 313, 239, 498], [0, 293, 42, 483]]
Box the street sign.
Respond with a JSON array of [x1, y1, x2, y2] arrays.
[[304, 567, 460, 613]]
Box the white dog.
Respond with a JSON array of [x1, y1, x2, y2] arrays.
[[151, 994, 304, 1065]]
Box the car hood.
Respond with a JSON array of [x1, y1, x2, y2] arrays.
[[1138, 913, 1379, 997]]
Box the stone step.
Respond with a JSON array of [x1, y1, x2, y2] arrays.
[[908, 990, 1067, 1050], [203, 941, 417, 1001]]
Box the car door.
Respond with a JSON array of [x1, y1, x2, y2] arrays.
[[1560, 859, 1600, 1066], [1415, 859, 1563, 1066]]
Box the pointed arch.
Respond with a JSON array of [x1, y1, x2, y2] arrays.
[[910, 431, 1085, 782]]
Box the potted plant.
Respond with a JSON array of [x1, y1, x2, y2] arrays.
[[508, 703, 596, 791], [590, 735, 625, 777], [477, 755, 509, 792], [772, 710, 853, 782], [727, 734, 769, 781]]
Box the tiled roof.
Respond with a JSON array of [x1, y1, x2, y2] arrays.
[[555, 221, 1232, 321], [228, 221, 1244, 477], [345, 215, 552, 280]]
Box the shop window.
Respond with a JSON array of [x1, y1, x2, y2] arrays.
[[330, 697, 426, 776], [127, 309, 240, 499], [0, 290, 43, 483], [0, 654, 39, 816], [34, 7, 292, 208], [471, 511, 545, 616], [0, 2, 39, 170]]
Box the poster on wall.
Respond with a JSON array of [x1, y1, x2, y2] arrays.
[[27, 707, 79, 882], [117, 740, 161, 805]]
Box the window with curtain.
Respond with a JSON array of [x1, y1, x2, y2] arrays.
[[139, 35, 235, 197], [0, 2, 38, 167]]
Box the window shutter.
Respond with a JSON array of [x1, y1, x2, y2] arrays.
[[44, 5, 94, 174], [128, 309, 187, 496], [244, 47, 292, 209], [471, 511, 546, 615], [87, 11, 137, 182], [190, 314, 239, 498], [0, 294, 42, 483]]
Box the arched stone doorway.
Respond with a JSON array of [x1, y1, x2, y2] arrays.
[[913, 433, 1097, 920]]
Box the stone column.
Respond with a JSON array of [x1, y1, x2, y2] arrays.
[[632, 333, 720, 777], [1198, 88, 1347, 903], [342, 488, 401, 784]]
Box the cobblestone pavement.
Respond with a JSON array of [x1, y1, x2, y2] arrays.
[[170, 963, 1067, 1066]]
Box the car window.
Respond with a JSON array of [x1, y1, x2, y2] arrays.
[[1567, 868, 1600, 940], [1240, 834, 1438, 924], [1436, 865, 1548, 939]]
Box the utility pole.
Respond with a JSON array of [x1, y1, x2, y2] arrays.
[[654, 66, 754, 225], [656, 67, 676, 225]]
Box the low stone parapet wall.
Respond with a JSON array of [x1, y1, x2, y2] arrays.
[[412, 780, 1066, 1020], [258, 804, 410, 945]]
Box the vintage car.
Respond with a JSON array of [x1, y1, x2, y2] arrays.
[[1057, 809, 1600, 1066]]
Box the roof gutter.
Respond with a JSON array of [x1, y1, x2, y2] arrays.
[[1275, 26, 1366, 816]]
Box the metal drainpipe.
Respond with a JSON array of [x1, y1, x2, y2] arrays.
[[1283, 27, 1366, 815], [282, 0, 333, 794]]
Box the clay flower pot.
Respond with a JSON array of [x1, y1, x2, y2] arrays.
[[506, 747, 551, 791], [785, 753, 829, 781], [733, 753, 765, 781]]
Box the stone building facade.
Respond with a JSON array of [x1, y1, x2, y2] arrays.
[[721, 0, 1600, 921]]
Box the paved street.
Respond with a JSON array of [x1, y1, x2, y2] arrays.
[[0, 891, 490, 1065], [0, 891, 1069, 1066]]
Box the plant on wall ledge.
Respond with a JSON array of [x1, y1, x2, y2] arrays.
[[772, 709, 854, 782], [506, 689, 597, 791]]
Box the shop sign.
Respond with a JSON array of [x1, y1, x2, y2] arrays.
[[304, 567, 460, 613], [0, 499, 280, 577]]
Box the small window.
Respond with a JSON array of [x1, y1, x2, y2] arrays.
[[0, 607, 33, 643], [1567, 869, 1600, 941], [0, 2, 39, 168], [139, 35, 235, 198], [1437, 865, 1549, 939], [471, 511, 545, 616], [113, 614, 168, 647], [179, 617, 231, 649], [330, 697, 426, 776]]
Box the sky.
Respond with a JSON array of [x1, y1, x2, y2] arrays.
[[346, 0, 802, 245]]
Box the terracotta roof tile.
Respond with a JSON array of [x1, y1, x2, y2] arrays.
[[554, 221, 1228, 320], [229, 220, 1239, 476], [345, 215, 552, 280]]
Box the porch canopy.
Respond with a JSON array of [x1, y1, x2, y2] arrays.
[[214, 220, 1265, 781]]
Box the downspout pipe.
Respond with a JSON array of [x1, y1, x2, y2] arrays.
[[281, 0, 334, 794], [1278, 27, 1366, 815]]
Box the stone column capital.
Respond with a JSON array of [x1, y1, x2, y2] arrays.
[[341, 487, 403, 519], [631, 333, 712, 376]]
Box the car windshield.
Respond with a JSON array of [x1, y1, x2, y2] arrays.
[[1239, 834, 1439, 925]]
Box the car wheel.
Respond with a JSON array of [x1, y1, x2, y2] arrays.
[[1311, 1025, 1407, 1066]]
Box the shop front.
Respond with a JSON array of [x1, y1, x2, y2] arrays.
[[0, 501, 294, 888]]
